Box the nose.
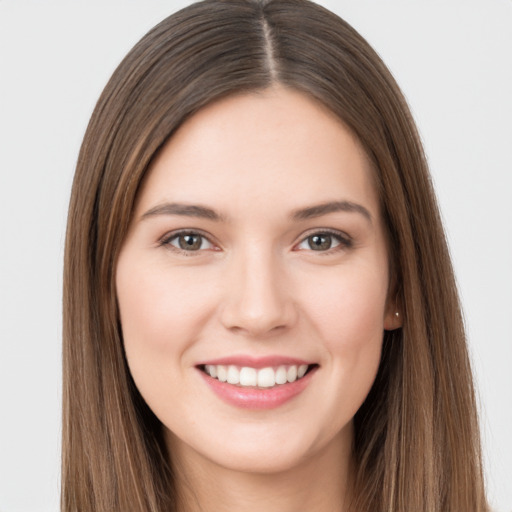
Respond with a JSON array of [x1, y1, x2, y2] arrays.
[[219, 247, 297, 337]]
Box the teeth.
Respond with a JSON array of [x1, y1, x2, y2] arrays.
[[275, 366, 287, 385], [204, 364, 217, 378], [298, 364, 308, 378], [287, 365, 297, 383], [217, 365, 227, 382], [227, 365, 240, 385], [239, 367, 257, 386], [257, 367, 275, 388], [204, 364, 311, 388]]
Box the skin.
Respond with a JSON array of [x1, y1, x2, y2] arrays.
[[116, 87, 401, 512]]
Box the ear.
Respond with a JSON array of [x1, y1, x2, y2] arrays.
[[383, 303, 403, 331]]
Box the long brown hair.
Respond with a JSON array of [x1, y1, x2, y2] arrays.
[[62, 1, 488, 510]]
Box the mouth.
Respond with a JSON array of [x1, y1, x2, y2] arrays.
[[199, 363, 318, 389], [196, 356, 319, 409]]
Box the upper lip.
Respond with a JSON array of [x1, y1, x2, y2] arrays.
[[196, 355, 315, 369]]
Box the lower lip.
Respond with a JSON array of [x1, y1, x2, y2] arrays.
[[198, 367, 317, 410]]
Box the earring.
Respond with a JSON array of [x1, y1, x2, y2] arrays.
[[395, 311, 399, 317]]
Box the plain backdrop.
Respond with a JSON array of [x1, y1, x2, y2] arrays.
[[0, 1, 511, 511]]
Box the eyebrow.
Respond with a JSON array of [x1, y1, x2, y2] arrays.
[[141, 203, 224, 221], [140, 200, 372, 224], [290, 200, 372, 224]]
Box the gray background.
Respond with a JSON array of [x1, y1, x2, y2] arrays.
[[0, 1, 511, 510]]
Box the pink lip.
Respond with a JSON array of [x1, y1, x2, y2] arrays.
[[197, 365, 318, 410], [196, 355, 312, 369]]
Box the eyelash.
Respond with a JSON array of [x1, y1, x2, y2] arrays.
[[159, 228, 353, 255], [159, 229, 218, 256], [295, 229, 353, 253]]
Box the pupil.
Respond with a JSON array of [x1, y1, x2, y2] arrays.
[[309, 234, 331, 251], [179, 234, 201, 250]]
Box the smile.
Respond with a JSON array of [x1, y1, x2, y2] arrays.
[[202, 364, 311, 388], [197, 358, 319, 410]]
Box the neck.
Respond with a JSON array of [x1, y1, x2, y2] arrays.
[[167, 427, 355, 512]]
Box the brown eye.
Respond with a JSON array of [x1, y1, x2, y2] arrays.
[[165, 232, 214, 252], [180, 234, 203, 250], [295, 230, 351, 253], [307, 234, 334, 251]]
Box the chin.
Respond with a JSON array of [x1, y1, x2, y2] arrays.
[[212, 442, 311, 474], [165, 417, 352, 476]]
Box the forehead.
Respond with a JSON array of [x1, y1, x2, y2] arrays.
[[135, 87, 379, 220]]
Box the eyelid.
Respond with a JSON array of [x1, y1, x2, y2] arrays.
[[159, 229, 220, 254], [293, 228, 353, 252], [158, 227, 352, 255]]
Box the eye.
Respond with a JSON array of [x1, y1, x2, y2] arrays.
[[162, 231, 216, 253], [295, 231, 351, 252]]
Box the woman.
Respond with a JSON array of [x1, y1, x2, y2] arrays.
[[62, 0, 488, 510]]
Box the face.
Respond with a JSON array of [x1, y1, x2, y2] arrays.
[[116, 87, 400, 475]]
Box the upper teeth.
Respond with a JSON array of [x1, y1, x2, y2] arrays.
[[204, 364, 309, 388]]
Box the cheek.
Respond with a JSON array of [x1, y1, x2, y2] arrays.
[[117, 260, 206, 351], [302, 263, 388, 341], [115, 255, 223, 420], [297, 261, 388, 397], [295, 264, 388, 432], [116, 256, 216, 372]]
